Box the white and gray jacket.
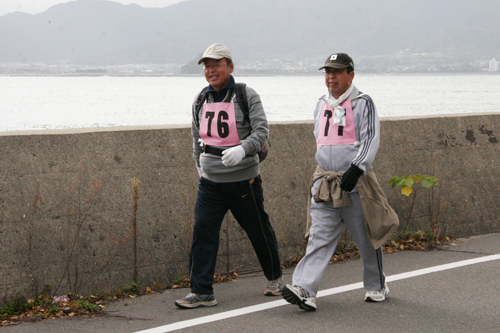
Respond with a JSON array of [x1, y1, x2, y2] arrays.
[[313, 85, 380, 178]]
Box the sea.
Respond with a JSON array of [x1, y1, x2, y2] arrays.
[[1, 73, 499, 132]]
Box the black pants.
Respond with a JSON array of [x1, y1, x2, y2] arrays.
[[189, 176, 282, 294]]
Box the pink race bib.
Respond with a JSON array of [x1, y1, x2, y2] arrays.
[[199, 102, 241, 146], [317, 100, 357, 146]]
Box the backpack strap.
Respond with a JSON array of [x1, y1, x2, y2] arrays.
[[235, 83, 249, 123], [193, 86, 209, 128]]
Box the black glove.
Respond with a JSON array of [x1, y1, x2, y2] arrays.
[[340, 164, 363, 192]]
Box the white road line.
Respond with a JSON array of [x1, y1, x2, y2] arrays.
[[135, 254, 500, 333]]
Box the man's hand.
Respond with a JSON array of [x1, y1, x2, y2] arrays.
[[340, 164, 364, 192], [221, 146, 245, 166]]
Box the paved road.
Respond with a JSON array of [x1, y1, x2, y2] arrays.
[[3, 233, 499, 333]]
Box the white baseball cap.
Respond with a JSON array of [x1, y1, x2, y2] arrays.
[[198, 43, 233, 64]]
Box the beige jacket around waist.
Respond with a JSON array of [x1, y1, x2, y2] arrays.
[[307, 165, 399, 249]]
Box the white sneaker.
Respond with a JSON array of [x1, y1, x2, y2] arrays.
[[282, 284, 317, 311], [264, 276, 283, 296], [365, 283, 389, 302]]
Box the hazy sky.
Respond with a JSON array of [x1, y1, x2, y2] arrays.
[[0, 0, 186, 16]]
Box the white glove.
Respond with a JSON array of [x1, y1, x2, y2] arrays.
[[221, 146, 245, 167]]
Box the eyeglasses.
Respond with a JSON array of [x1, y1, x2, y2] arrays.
[[323, 68, 346, 76], [203, 62, 228, 70]]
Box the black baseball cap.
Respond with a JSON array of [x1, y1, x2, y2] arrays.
[[319, 53, 354, 71]]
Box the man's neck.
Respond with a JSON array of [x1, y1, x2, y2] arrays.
[[208, 76, 236, 102]]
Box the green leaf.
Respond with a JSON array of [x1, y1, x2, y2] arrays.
[[395, 178, 406, 187], [388, 176, 401, 188], [403, 178, 415, 188], [388, 174, 439, 192], [420, 178, 434, 188]]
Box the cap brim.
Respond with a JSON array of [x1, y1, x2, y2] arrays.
[[198, 55, 225, 64], [318, 64, 349, 70]]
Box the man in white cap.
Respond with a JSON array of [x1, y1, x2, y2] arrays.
[[282, 52, 397, 311], [175, 43, 282, 309]]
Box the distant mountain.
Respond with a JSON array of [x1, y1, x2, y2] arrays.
[[1, 0, 499, 67]]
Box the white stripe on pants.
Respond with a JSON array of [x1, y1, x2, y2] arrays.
[[292, 181, 385, 295]]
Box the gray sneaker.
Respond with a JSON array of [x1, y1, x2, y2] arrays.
[[282, 284, 316, 311], [365, 283, 389, 302], [264, 276, 283, 296], [175, 292, 217, 309]]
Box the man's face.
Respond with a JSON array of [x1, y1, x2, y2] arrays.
[[203, 58, 234, 91], [324, 68, 355, 98]]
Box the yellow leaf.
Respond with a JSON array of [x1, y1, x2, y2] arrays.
[[401, 186, 413, 196]]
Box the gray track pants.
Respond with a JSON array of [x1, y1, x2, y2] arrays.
[[292, 180, 385, 296]]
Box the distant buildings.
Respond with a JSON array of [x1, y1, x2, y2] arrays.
[[489, 58, 499, 72], [2, 57, 500, 75]]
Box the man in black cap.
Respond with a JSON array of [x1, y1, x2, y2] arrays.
[[282, 52, 397, 311]]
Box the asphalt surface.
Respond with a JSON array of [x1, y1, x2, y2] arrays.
[[3, 233, 499, 333]]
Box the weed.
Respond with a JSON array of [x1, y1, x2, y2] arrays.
[[388, 174, 442, 240], [123, 281, 140, 294], [172, 275, 191, 289], [0, 298, 29, 319], [73, 300, 99, 313]]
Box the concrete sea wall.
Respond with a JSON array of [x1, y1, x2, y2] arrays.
[[1, 114, 499, 304]]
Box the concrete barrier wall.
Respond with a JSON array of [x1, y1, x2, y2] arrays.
[[1, 114, 499, 304]]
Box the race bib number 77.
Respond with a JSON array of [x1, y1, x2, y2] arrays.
[[317, 100, 357, 146]]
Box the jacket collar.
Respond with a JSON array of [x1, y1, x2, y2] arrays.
[[206, 76, 236, 102]]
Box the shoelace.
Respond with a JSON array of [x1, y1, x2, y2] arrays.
[[294, 285, 311, 298], [186, 292, 197, 300], [268, 280, 280, 288]]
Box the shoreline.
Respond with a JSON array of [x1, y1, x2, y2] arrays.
[[1, 72, 499, 78]]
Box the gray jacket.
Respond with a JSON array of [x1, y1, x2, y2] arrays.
[[191, 83, 269, 183]]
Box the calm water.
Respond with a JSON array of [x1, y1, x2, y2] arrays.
[[1, 74, 500, 132]]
